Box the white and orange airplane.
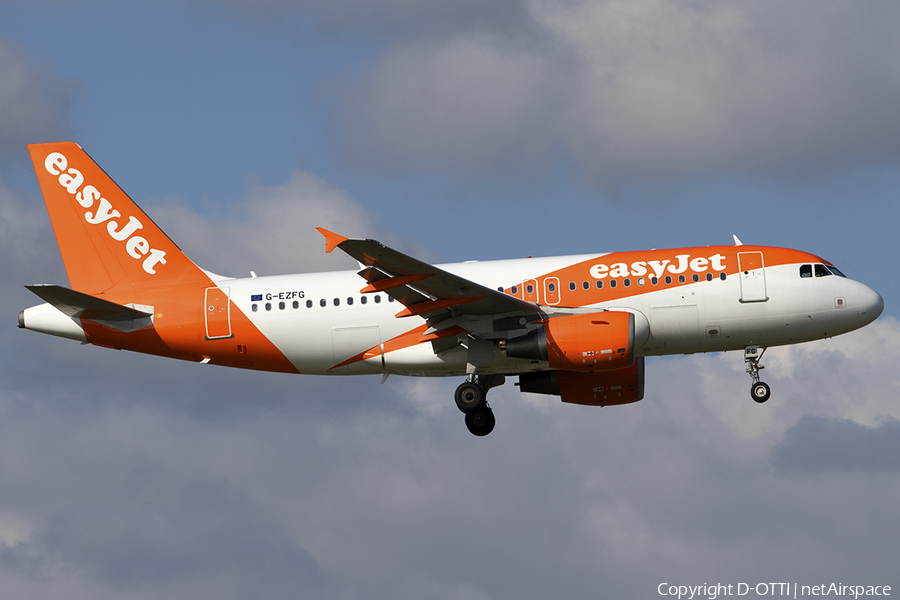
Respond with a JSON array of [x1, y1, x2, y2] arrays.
[[19, 142, 884, 435]]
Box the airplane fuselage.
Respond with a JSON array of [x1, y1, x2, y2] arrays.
[[220, 247, 880, 375], [24, 245, 882, 377]]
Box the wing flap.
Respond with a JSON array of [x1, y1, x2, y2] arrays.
[[395, 297, 482, 318]]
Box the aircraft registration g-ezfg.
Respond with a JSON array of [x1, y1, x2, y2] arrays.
[[20, 142, 884, 436]]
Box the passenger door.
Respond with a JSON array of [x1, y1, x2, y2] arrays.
[[738, 251, 768, 303]]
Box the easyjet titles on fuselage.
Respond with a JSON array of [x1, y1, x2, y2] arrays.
[[589, 252, 729, 280], [43, 152, 167, 275]]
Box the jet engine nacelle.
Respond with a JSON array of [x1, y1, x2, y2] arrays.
[[505, 311, 635, 372], [518, 357, 645, 406]]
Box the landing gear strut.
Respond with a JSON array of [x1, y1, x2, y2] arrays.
[[744, 346, 771, 403], [454, 375, 503, 436]]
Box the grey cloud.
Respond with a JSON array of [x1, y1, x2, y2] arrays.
[[0, 184, 66, 284], [3, 319, 900, 598], [771, 416, 900, 476], [0, 37, 73, 167], [29, 500, 326, 594], [335, 34, 563, 176], [201, 0, 535, 39], [333, 1, 900, 184]]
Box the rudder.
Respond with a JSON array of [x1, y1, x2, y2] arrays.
[[28, 142, 208, 295]]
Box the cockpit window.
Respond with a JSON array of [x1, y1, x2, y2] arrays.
[[827, 265, 847, 278], [800, 264, 812, 278], [814, 264, 831, 277]]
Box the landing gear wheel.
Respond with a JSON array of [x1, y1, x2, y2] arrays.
[[465, 408, 496, 436], [744, 346, 771, 404], [455, 381, 485, 413], [751, 381, 771, 403]]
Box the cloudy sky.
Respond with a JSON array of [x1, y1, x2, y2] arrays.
[[1, 1, 899, 598]]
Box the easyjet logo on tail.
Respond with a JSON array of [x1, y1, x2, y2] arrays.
[[44, 152, 167, 275]]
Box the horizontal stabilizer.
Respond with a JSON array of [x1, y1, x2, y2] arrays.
[[25, 284, 151, 322]]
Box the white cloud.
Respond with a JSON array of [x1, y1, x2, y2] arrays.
[[144, 170, 422, 277]]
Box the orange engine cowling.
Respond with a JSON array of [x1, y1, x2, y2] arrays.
[[505, 311, 635, 372], [518, 357, 645, 406]]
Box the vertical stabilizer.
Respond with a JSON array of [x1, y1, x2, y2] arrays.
[[27, 142, 209, 294]]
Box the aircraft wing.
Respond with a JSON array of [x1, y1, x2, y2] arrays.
[[316, 228, 542, 323]]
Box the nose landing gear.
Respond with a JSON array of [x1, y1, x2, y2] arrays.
[[454, 375, 503, 436], [745, 346, 771, 403]]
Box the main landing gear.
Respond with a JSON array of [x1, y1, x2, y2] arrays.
[[744, 345, 771, 403], [454, 375, 504, 436]]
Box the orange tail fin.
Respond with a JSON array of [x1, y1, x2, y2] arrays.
[[28, 142, 208, 294]]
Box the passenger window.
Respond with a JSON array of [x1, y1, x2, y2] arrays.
[[333, 298, 340, 306], [568, 282, 575, 291], [319, 299, 326, 307], [678, 275, 685, 283], [265, 303, 272, 311], [374, 295, 381, 303], [388, 296, 394, 302], [596, 280, 603, 289], [526, 284, 534, 294], [706, 273, 713, 281], [623, 278, 631, 287], [692, 274, 699, 282], [251, 304, 258, 312], [511, 285, 518, 294], [665, 276, 672, 284], [720, 272, 726, 280], [610, 279, 617, 288], [800, 264, 812, 278], [293, 300, 299, 309], [347, 297, 354, 305], [651, 277, 658, 285], [815, 264, 831, 277], [306, 300, 313, 308], [637, 277, 644, 286], [361, 296, 367, 305], [582, 281, 590, 290], [278, 301, 285, 310]]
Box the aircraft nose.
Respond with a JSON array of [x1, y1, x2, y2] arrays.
[[858, 284, 884, 327]]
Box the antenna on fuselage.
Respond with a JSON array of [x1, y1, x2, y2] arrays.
[[732, 235, 743, 246]]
